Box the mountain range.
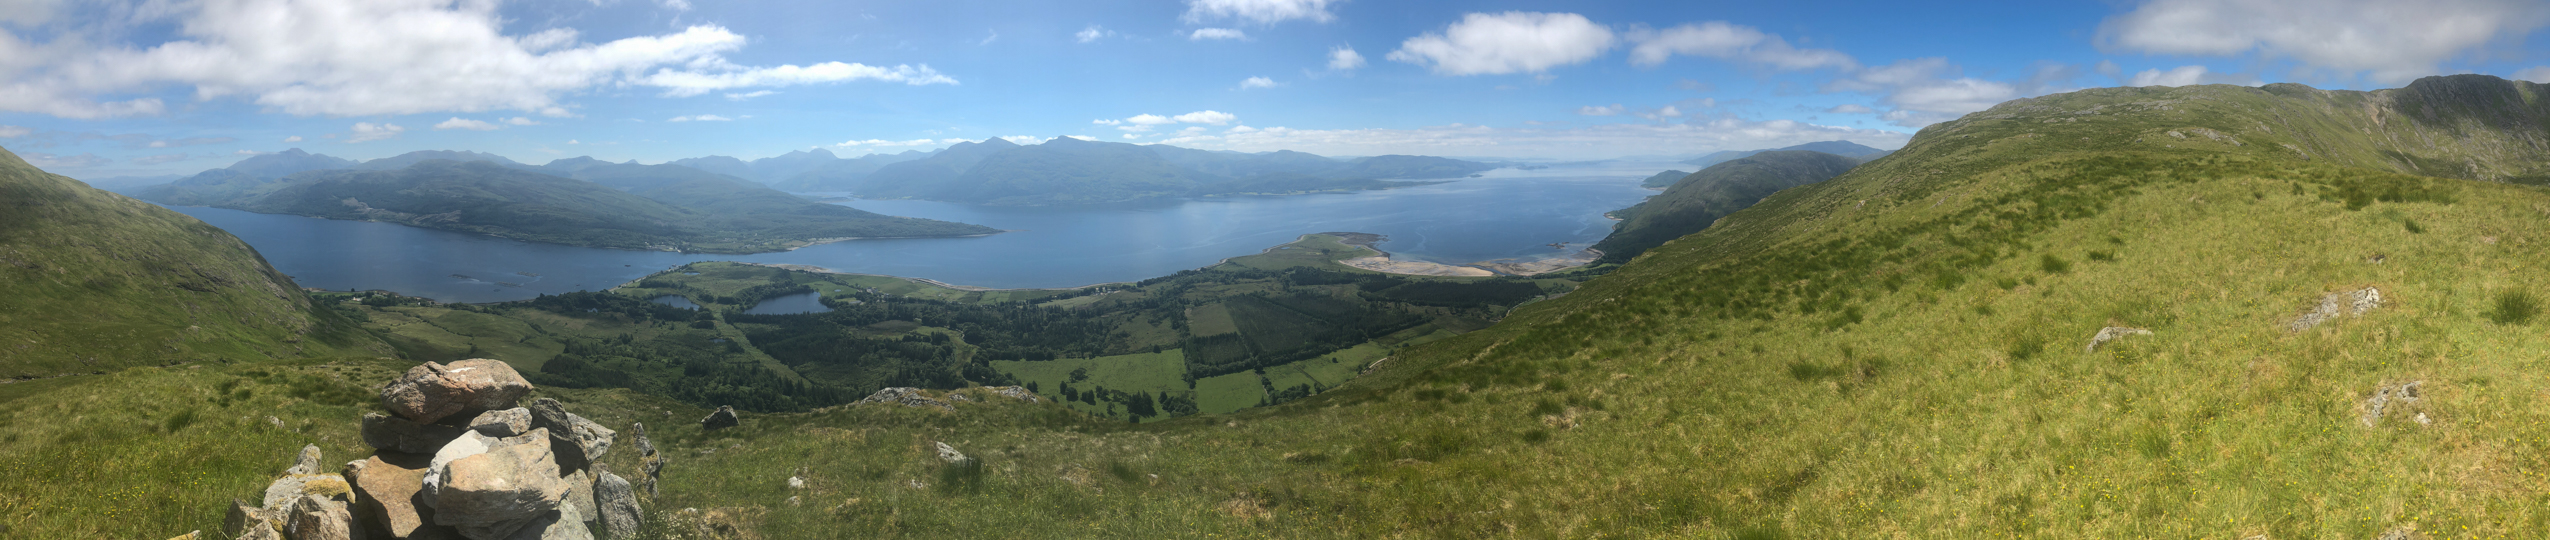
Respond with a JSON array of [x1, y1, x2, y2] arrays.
[[1594, 150, 1862, 264]]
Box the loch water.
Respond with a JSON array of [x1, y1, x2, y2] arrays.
[[161, 161, 1672, 303]]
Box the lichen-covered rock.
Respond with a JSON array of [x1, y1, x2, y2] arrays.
[[467, 408, 533, 438], [2362, 380, 2426, 427], [698, 405, 739, 431], [933, 442, 968, 464], [261, 473, 355, 511], [592, 469, 642, 539], [426, 429, 566, 540], [284, 494, 357, 540], [381, 359, 535, 423], [285, 444, 325, 475], [237, 521, 285, 540], [225, 498, 274, 537], [364, 412, 467, 454], [2084, 327, 2152, 352], [856, 387, 952, 412], [560, 469, 597, 525], [350, 453, 435, 539]]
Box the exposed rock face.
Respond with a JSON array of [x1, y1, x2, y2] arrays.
[[499, 507, 592, 540], [349, 453, 434, 538], [934, 442, 969, 464], [261, 473, 355, 511], [365, 412, 467, 454], [2084, 327, 2153, 352], [286, 444, 326, 475], [226, 498, 274, 537], [237, 521, 285, 540], [2290, 287, 2384, 332], [527, 399, 614, 471], [560, 469, 597, 525], [989, 386, 1043, 403], [698, 405, 739, 430], [467, 408, 533, 438], [2363, 380, 2426, 427], [382, 360, 535, 423], [629, 423, 655, 458], [284, 493, 358, 540], [856, 387, 953, 412], [592, 470, 642, 539], [426, 429, 567, 540]]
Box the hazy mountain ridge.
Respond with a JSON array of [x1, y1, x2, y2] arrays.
[[846, 138, 1496, 205], [1681, 139, 1892, 169]]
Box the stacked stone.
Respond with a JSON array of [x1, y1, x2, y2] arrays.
[[223, 359, 644, 540]]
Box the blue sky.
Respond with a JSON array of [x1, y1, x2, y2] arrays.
[[3, 0, 2548, 177]]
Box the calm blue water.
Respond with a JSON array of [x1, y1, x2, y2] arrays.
[[163, 161, 1671, 303]]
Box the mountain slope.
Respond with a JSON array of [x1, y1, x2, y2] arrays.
[[1591, 150, 1860, 263], [1683, 139, 1892, 168], [0, 145, 385, 378]]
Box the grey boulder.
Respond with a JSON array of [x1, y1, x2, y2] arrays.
[[382, 359, 535, 424]]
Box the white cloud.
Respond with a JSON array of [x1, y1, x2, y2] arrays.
[[1190, 28, 1249, 41], [1387, 12, 1615, 76], [0, 125, 28, 138], [1825, 104, 1875, 114], [434, 117, 501, 131], [567, 139, 579, 144], [999, 135, 1049, 144], [1123, 133, 1145, 139], [1228, 125, 1258, 133], [134, 153, 189, 165], [1183, 0, 1339, 24], [538, 107, 577, 118], [724, 90, 778, 101], [1092, 119, 1122, 125], [979, 30, 999, 46], [1076, 25, 1113, 44], [1240, 76, 1279, 89], [1576, 104, 1623, 116], [1126, 114, 1177, 125], [1327, 46, 1366, 71], [1167, 119, 1908, 161], [1826, 58, 2018, 127], [1626, 22, 1857, 70], [1634, 106, 1683, 121], [2099, 0, 2550, 83], [283, 135, 303, 143], [504, 117, 539, 126], [21, 152, 109, 168], [1172, 110, 1238, 124], [344, 122, 404, 143], [1064, 135, 1096, 141], [642, 63, 955, 97], [235, 149, 264, 155], [0, 1, 954, 118], [2128, 65, 2208, 87], [2519, 66, 2550, 83], [659, 0, 691, 11], [668, 114, 733, 122]]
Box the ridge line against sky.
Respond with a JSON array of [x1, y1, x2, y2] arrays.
[[1, 0, 2546, 176]]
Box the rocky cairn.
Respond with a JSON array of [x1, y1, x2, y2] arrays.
[[223, 359, 646, 540]]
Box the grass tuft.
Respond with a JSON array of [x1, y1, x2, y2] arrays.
[[2488, 291, 2538, 325]]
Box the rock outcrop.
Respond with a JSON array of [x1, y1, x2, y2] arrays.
[[698, 405, 739, 430], [2290, 287, 2384, 332], [855, 387, 953, 412], [217, 359, 638, 540], [381, 360, 535, 424], [2084, 327, 2152, 352]]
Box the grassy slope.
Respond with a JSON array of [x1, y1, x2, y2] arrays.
[[1592, 150, 1861, 264], [0, 146, 386, 378], [647, 76, 2550, 538]]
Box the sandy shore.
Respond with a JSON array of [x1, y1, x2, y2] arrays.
[[1339, 255, 1496, 277], [1470, 248, 1601, 276]]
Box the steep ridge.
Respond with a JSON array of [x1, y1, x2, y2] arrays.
[[1592, 150, 1859, 263], [0, 146, 385, 378]]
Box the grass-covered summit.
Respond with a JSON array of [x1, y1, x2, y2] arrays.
[[1593, 150, 1861, 264], [0, 145, 387, 379]]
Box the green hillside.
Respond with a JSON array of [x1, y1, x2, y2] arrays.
[[1593, 150, 1860, 264], [0, 146, 387, 378], [22, 76, 2550, 539]]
